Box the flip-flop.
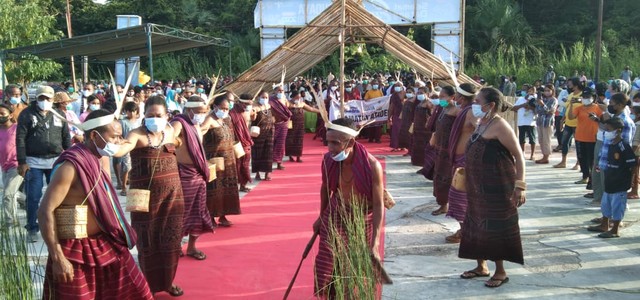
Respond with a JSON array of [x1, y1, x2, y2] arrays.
[[239, 187, 252, 193], [460, 270, 490, 279], [587, 225, 605, 232], [166, 285, 184, 297], [485, 277, 509, 288], [218, 219, 233, 227], [431, 209, 447, 216], [186, 250, 207, 260], [264, 177, 272, 181], [120, 190, 127, 196]]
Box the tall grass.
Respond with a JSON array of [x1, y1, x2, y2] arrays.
[[320, 191, 378, 299], [0, 226, 36, 299]]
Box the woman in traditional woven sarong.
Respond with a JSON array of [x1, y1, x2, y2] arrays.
[[203, 95, 241, 227], [270, 85, 293, 170], [398, 86, 418, 156], [459, 87, 526, 288], [117, 96, 185, 297], [431, 86, 458, 215], [411, 87, 433, 166], [388, 82, 405, 152], [251, 91, 275, 181], [285, 90, 319, 162]]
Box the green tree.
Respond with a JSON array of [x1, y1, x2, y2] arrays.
[[0, 0, 63, 85]]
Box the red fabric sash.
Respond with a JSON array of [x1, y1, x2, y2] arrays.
[[269, 96, 293, 121], [172, 114, 210, 180], [230, 106, 254, 147], [54, 144, 136, 249]]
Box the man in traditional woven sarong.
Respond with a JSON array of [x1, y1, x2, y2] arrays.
[[444, 83, 478, 244], [430, 86, 457, 216], [313, 118, 385, 299], [38, 110, 152, 299], [171, 96, 215, 261], [270, 85, 293, 170], [229, 92, 255, 192]]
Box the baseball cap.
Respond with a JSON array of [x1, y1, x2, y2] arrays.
[[36, 86, 55, 99]]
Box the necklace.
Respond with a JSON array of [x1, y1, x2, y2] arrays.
[[146, 130, 165, 149], [470, 115, 498, 144], [438, 106, 451, 121]]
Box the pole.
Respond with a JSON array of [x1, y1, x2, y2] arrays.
[[65, 0, 77, 91], [459, 0, 466, 72], [0, 52, 5, 90], [339, 0, 346, 117], [147, 25, 154, 83], [594, 0, 604, 82]]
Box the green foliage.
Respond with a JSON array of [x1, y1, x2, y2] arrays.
[[0, 0, 63, 84], [0, 227, 36, 299]]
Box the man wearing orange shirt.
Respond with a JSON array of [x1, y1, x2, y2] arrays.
[[568, 88, 602, 186]]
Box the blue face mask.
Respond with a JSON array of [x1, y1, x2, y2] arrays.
[[144, 117, 167, 133], [89, 104, 100, 111], [215, 109, 228, 119], [417, 94, 426, 101], [331, 139, 352, 162], [394, 86, 402, 92], [197, 88, 205, 94], [345, 87, 352, 92], [439, 99, 449, 107], [390, 81, 396, 86], [228, 101, 234, 110], [9, 97, 20, 105], [605, 90, 611, 99], [94, 132, 120, 157], [176, 88, 182, 93], [259, 98, 268, 105], [277, 92, 284, 99], [372, 84, 379, 90]]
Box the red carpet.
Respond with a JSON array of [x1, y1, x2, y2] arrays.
[[156, 133, 395, 299]]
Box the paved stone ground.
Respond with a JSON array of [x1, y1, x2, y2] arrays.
[[381, 153, 640, 299]]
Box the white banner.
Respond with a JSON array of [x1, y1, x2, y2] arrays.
[[329, 96, 390, 127]]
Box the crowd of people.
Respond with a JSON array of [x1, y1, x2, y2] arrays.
[[0, 65, 637, 297]]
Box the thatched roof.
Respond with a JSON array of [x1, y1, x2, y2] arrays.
[[225, 0, 477, 95]]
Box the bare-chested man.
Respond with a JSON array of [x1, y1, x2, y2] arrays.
[[38, 110, 152, 299], [444, 83, 478, 243], [171, 95, 215, 260]]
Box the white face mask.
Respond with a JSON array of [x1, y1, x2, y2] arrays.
[[215, 109, 228, 119], [604, 130, 618, 140], [430, 99, 440, 106], [406, 93, 414, 99], [331, 86, 339, 91], [582, 98, 592, 106], [259, 98, 268, 105], [471, 104, 487, 118], [191, 113, 207, 125], [89, 104, 100, 111], [94, 132, 120, 157], [82, 90, 93, 97], [245, 105, 253, 112], [37, 100, 53, 111], [144, 117, 167, 133]]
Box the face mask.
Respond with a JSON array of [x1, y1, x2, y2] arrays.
[[406, 93, 414, 99], [631, 114, 637, 120], [144, 117, 167, 133], [331, 150, 349, 162], [363, 80, 369, 85], [9, 97, 20, 105], [0, 116, 8, 124], [582, 98, 591, 106], [151, 92, 158, 97], [37, 100, 52, 111], [229, 101, 234, 110], [89, 104, 100, 111], [345, 87, 352, 92], [66, 104, 73, 110], [430, 99, 440, 106], [197, 88, 205, 94], [94, 132, 120, 157], [394, 86, 402, 92], [439, 99, 449, 107], [605, 90, 611, 99], [82, 90, 93, 97], [607, 105, 616, 114], [472, 104, 487, 118], [390, 81, 396, 86], [372, 84, 379, 90], [191, 113, 207, 125], [455, 103, 461, 108], [277, 92, 285, 99], [417, 94, 426, 101], [245, 105, 253, 112], [259, 98, 268, 105], [67, 87, 75, 93], [176, 88, 182, 93], [604, 130, 618, 140], [215, 109, 228, 119], [331, 86, 338, 91]]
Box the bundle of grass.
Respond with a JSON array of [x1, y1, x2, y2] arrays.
[[0, 226, 36, 299]]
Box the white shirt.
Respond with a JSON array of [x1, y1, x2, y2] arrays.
[[515, 97, 536, 126]]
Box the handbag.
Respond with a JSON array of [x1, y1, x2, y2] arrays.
[[451, 167, 466, 192]]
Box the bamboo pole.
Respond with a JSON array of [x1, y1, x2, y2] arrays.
[[339, 0, 346, 116], [65, 0, 77, 91]]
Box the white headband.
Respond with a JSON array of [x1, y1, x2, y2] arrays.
[[457, 86, 475, 97], [326, 123, 360, 137], [184, 101, 207, 108], [80, 114, 116, 131]]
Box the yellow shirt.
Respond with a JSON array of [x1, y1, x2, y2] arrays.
[[364, 89, 383, 100], [564, 91, 582, 127]]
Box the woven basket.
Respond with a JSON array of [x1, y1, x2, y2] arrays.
[[233, 142, 246, 159], [126, 189, 150, 212], [55, 205, 88, 239], [211, 157, 225, 171], [250, 126, 261, 137], [208, 163, 217, 182]]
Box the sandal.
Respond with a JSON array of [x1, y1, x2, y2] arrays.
[[484, 277, 509, 288], [598, 231, 620, 238], [627, 193, 639, 199], [166, 285, 184, 297], [431, 208, 447, 216], [587, 225, 606, 232], [460, 270, 490, 279], [218, 219, 233, 227], [186, 250, 207, 260], [120, 190, 127, 196], [239, 186, 252, 193]]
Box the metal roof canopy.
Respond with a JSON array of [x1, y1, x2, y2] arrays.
[[0, 23, 230, 83]]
